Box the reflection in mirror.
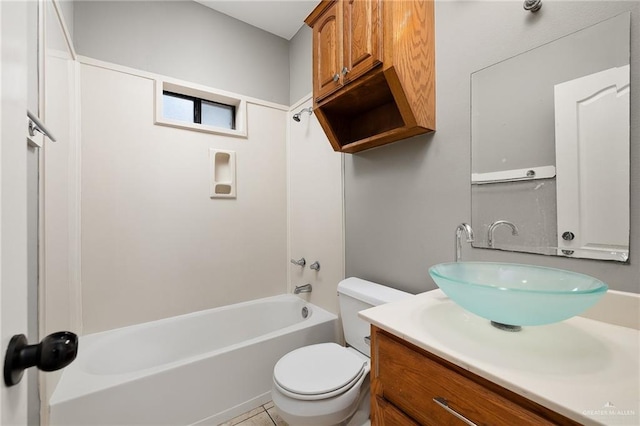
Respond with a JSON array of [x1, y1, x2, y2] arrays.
[[470, 12, 630, 262]]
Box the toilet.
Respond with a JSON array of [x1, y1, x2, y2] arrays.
[[271, 277, 412, 426]]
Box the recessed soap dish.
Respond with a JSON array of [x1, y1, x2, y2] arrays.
[[210, 149, 236, 198]]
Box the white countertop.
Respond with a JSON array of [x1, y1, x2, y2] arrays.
[[359, 290, 640, 426]]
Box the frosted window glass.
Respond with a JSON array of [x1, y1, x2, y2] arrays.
[[202, 100, 234, 129], [163, 94, 194, 122]]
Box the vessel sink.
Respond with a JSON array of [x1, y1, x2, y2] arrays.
[[428, 262, 608, 328]]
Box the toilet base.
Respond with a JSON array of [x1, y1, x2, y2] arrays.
[[344, 395, 370, 426], [272, 376, 370, 426]]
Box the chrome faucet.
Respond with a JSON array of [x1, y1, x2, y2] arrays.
[[455, 223, 474, 262], [488, 220, 519, 248], [294, 283, 312, 294]]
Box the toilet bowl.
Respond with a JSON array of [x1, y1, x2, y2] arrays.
[[271, 343, 370, 426], [272, 278, 412, 426]]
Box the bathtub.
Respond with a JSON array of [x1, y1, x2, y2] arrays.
[[49, 294, 338, 425]]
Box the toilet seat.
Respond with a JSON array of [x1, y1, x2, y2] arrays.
[[274, 366, 367, 401], [273, 343, 367, 401]]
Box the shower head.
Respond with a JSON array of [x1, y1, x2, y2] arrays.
[[292, 107, 313, 122]]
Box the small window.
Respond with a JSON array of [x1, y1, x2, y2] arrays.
[[163, 93, 194, 123], [155, 80, 247, 137], [163, 91, 235, 130], [201, 99, 234, 129]]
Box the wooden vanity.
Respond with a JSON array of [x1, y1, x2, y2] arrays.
[[304, 0, 436, 153], [360, 290, 639, 426], [371, 326, 580, 425]]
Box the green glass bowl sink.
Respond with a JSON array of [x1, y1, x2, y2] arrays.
[[428, 262, 608, 328]]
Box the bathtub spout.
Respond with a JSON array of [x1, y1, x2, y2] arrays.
[[294, 284, 312, 294]]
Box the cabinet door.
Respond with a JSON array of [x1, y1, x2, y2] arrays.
[[313, 1, 343, 101], [343, 0, 382, 82]]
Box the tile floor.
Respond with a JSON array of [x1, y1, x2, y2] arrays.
[[220, 401, 288, 426]]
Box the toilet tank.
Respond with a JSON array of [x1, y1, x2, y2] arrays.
[[338, 277, 412, 356]]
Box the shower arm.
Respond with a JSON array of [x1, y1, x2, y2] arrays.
[[292, 107, 313, 122]]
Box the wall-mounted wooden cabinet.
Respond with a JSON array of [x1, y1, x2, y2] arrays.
[[305, 0, 435, 153], [311, 0, 382, 101], [371, 327, 581, 426]]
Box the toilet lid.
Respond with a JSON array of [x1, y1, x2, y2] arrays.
[[273, 343, 366, 397]]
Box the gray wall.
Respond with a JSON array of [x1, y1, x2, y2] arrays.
[[58, 0, 74, 40], [289, 25, 312, 104], [472, 13, 628, 174], [344, 1, 640, 294], [73, 0, 290, 105]]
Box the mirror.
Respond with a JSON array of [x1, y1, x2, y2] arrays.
[[471, 13, 630, 262]]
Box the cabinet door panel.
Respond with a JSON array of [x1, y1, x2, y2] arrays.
[[313, 2, 342, 101], [374, 396, 420, 426], [343, 0, 382, 82]]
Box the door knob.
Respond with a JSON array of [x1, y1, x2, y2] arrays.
[[332, 73, 340, 82], [4, 331, 78, 386]]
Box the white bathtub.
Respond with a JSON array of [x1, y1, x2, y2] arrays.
[[49, 294, 338, 425]]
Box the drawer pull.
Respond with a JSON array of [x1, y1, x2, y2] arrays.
[[433, 397, 478, 426]]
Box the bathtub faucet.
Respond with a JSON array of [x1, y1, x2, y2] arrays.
[[294, 283, 312, 294]]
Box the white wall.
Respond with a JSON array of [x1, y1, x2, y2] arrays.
[[40, 1, 80, 419], [73, 0, 290, 105], [288, 96, 344, 316], [80, 61, 288, 333], [42, 0, 79, 337], [53, 0, 341, 334]]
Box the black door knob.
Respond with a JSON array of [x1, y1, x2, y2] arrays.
[[4, 331, 78, 386]]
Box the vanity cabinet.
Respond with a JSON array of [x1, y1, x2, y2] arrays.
[[370, 327, 580, 426], [305, 0, 435, 153]]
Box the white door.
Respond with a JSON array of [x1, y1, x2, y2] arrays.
[[1, 0, 30, 423], [554, 65, 630, 261]]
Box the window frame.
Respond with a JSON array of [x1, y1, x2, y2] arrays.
[[154, 79, 247, 138], [162, 90, 236, 129]]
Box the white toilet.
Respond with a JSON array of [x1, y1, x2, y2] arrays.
[[271, 277, 412, 426]]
